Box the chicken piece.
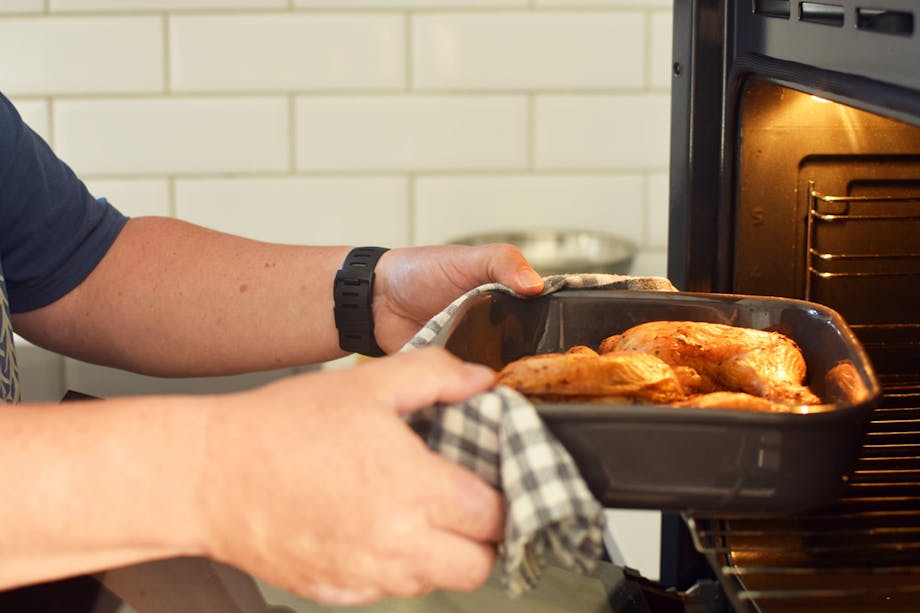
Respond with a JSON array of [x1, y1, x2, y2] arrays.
[[824, 359, 871, 405], [599, 321, 821, 405], [525, 394, 635, 405], [671, 366, 719, 395], [565, 345, 599, 356], [496, 350, 686, 404], [675, 391, 796, 413]]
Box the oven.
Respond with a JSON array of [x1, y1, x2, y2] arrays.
[[663, 0, 920, 611]]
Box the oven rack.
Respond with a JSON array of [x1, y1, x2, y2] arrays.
[[686, 389, 920, 612], [806, 189, 920, 294], [805, 187, 920, 362]]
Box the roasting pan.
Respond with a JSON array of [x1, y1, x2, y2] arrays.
[[430, 289, 881, 515]]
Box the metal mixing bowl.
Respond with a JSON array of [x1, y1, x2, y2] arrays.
[[450, 230, 637, 276]]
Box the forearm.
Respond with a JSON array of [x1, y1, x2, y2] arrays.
[[0, 395, 209, 589], [14, 217, 352, 376]]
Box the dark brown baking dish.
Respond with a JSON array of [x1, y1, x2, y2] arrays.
[[430, 289, 881, 515]]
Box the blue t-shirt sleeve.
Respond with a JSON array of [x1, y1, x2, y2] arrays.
[[0, 93, 128, 314]]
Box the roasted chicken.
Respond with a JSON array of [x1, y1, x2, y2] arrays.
[[495, 347, 685, 404], [496, 320, 823, 412], [674, 391, 793, 413], [599, 321, 821, 405]]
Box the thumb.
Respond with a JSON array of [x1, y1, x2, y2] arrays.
[[358, 347, 496, 416], [467, 243, 544, 296]]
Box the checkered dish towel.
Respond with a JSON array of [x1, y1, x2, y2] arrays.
[[402, 273, 677, 596]]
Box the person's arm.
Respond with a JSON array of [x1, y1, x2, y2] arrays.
[[13, 216, 349, 376], [0, 348, 504, 604], [12, 216, 543, 377], [0, 393, 209, 588]]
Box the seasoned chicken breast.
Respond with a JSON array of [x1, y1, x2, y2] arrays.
[[599, 321, 821, 405], [496, 350, 685, 404]]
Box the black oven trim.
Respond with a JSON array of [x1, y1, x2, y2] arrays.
[[730, 55, 920, 128], [668, 0, 727, 294], [668, 0, 920, 294], [737, 0, 920, 96]]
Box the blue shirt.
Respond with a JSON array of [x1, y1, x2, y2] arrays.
[[0, 92, 128, 401]]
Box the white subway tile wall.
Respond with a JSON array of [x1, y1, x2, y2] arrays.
[[414, 174, 644, 246], [534, 94, 671, 169], [295, 95, 529, 171], [175, 177, 409, 246], [295, 1, 528, 8], [50, 0, 287, 10], [170, 14, 405, 92], [85, 179, 172, 218], [412, 13, 645, 90], [3, 3, 673, 402], [0, 17, 163, 95], [0, 0, 44, 14], [55, 96, 291, 175]]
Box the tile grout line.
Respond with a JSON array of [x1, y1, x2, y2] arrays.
[[642, 171, 651, 247], [644, 10, 653, 91], [407, 174, 416, 247], [34, 7, 640, 17], [168, 176, 177, 218], [404, 11, 412, 93], [162, 13, 171, 94], [9, 88, 669, 101], [46, 96, 55, 150], [527, 93, 535, 171], [288, 95, 297, 174], [405, 10, 414, 247], [77, 169, 666, 182]]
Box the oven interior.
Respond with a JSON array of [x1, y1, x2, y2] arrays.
[[734, 79, 920, 379], [662, 1, 920, 611], [688, 78, 920, 613]]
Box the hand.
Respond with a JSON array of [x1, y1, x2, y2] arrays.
[[198, 347, 503, 605], [372, 243, 544, 353]]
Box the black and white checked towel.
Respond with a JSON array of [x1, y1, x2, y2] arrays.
[[403, 274, 677, 596]]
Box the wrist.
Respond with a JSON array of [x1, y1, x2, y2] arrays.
[[333, 246, 390, 357], [116, 394, 213, 559]]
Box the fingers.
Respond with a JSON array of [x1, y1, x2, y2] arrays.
[[303, 585, 383, 607], [357, 349, 507, 541], [358, 347, 496, 416], [350, 530, 497, 600], [426, 451, 506, 543], [408, 531, 498, 594]]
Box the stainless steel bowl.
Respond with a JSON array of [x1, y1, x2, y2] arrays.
[[450, 230, 636, 276]]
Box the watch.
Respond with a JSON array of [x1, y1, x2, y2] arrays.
[[333, 246, 389, 357]]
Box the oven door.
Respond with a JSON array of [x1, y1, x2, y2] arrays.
[[666, 1, 920, 610]]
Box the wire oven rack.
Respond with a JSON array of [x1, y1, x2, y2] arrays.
[[806, 184, 920, 378], [686, 387, 920, 612], [684, 186, 920, 611], [805, 185, 920, 323]]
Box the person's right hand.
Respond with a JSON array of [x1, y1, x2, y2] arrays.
[[195, 347, 503, 605]]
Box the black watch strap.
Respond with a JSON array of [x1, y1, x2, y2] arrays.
[[333, 247, 389, 357]]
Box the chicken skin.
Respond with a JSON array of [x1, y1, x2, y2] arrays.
[[675, 391, 796, 413], [496, 349, 686, 404], [599, 321, 821, 405]]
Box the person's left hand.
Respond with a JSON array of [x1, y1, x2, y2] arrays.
[[371, 244, 543, 353]]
